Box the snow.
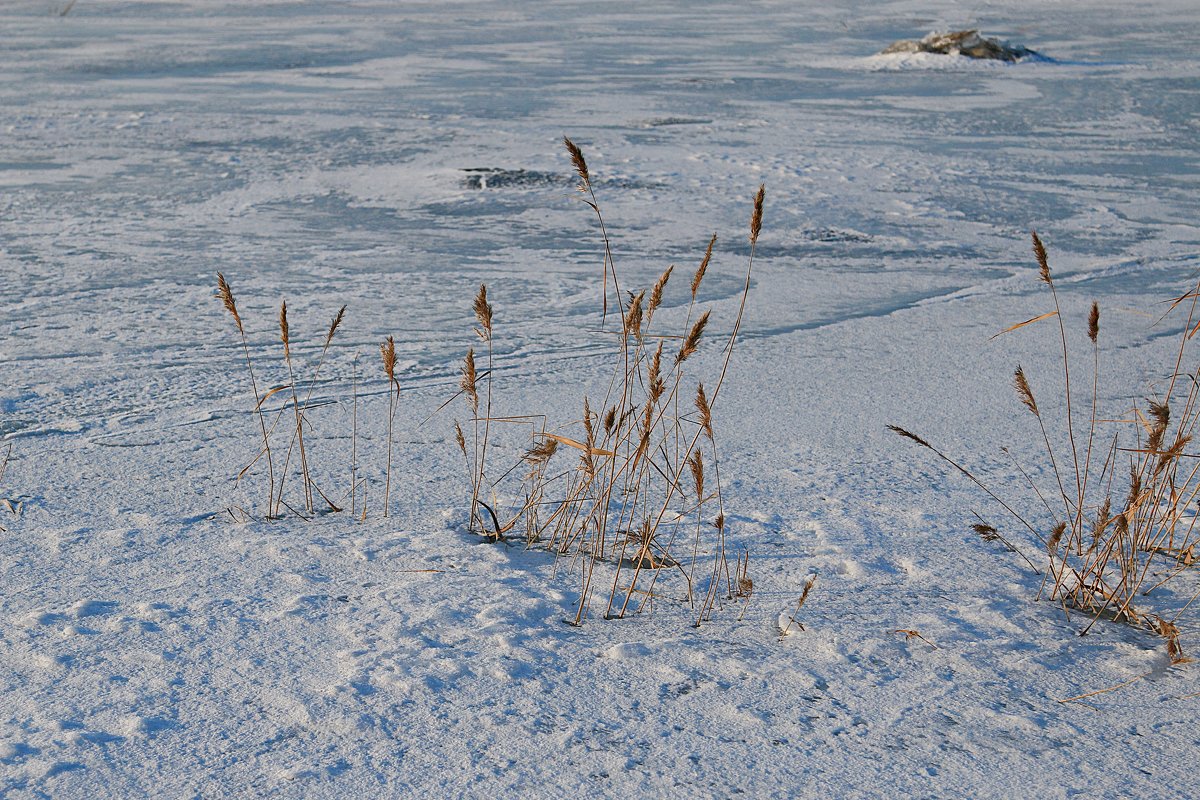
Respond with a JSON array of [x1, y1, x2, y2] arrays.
[[2, 0, 1200, 796]]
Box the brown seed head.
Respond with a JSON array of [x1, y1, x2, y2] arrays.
[[1091, 497, 1111, 543], [461, 348, 478, 414], [216, 273, 243, 335], [380, 336, 398, 390], [1047, 521, 1067, 553], [1148, 400, 1171, 452], [689, 449, 705, 500], [1149, 400, 1170, 432], [648, 343, 665, 404], [797, 574, 815, 608], [1014, 366, 1039, 416], [583, 397, 596, 444], [750, 184, 765, 245], [695, 382, 714, 441], [1088, 301, 1099, 344], [648, 264, 673, 323], [1031, 231, 1051, 284], [887, 424, 932, 450], [325, 305, 346, 349], [473, 283, 493, 341], [603, 406, 617, 436], [971, 522, 1001, 542], [676, 309, 710, 365], [1155, 435, 1192, 476], [624, 290, 645, 341], [582, 398, 597, 476], [1125, 466, 1142, 512], [454, 421, 467, 458], [523, 437, 559, 466], [692, 234, 716, 299], [563, 136, 590, 190], [279, 301, 290, 353]]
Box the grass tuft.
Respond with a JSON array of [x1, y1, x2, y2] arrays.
[[448, 141, 765, 626], [893, 234, 1200, 653]]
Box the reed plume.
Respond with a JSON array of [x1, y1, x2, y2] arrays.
[[691, 234, 715, 300], [647, 265, 673, 324], [1014, 366, 1038, 416], [695, 383, 714, 441], [564, 136, 590, 190], [381, 335, 399, 518], [278, 300, 314, 514], [474, 283, 493, 341], [750, 184, 765, 245], [676, 310, 710, 365], [216, 273, 276, 517]]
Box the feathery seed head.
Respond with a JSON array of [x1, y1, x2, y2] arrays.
[[971, 522, 1001, 542], [380, 336, 398, 390], [692, 234, 716, 299], [1047, 521, 1067, 553], [750, 184, 765, 245], [1148, 400, 1171, 452], [1126, 466, 1142, 512], [326, 305, 346, 349], [1014, 366, 1039, 416], [563, 136, 590, 190], [648, 264, 673, 323], [648, 343, 665, 404], [216, 273, 243, 334], [1031, 231, 1051, 284], [1088, 301, 1099, 344], [624, 290, 645, 341], [523, 437, 559, 466], [1092, 497, 1112, 543], [279, 301, 290, 353], [695, 382, 714, 441], [691, 450, 705, 501], [887, 425, 932, 450], [461, 348, 478, 413], [583, 397, 596, 443], [676, 309, 710, 365], [473, 283, 493, 341], [454, 421, 467, 458]]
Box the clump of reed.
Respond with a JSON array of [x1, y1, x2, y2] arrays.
[[215, 275, 402, 520], [0, 443, 15, 531], [893, 233, 1200, 652], [452, 138, 765, 626]]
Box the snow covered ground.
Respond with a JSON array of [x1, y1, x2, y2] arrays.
[[2, 0, 1200, 796]]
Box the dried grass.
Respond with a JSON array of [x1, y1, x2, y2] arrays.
[[893, 233, 1200, 655], [215, 279, 390, 521], [0, 444, 13, 532], [450, 140, 764, 626]]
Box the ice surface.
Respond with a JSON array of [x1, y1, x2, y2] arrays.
[[2, 0, 1200, 797]]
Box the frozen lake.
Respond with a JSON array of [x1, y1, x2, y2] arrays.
[[3, 1, 1200, 797]]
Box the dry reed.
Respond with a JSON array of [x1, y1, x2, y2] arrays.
[[217, 273, 276, 517], [215, 277, 364, 520], [449, 140, 764, 627], [381, 336, 399, 517], [893, 233, 1200, 652], [0, 444, 12, 531]]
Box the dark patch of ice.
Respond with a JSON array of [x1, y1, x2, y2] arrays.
[[460, 168, 659, 192], [460, 168, 572, 190]]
